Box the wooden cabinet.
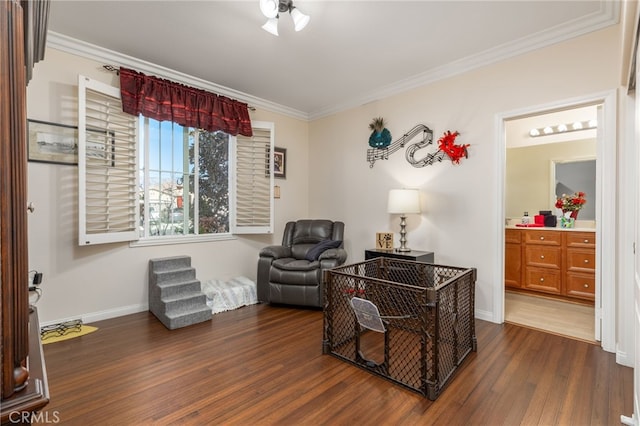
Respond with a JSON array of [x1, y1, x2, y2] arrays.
[[504, 229, 522, 289], [504, 228, 595, 303], [564, 232, 596, 300], [523, 230, 562, 295]]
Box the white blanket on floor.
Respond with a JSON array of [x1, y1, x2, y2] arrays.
[[201, 276, 257, 314]]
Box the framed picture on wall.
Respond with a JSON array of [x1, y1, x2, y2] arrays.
[[273, 147, 286, 179], [27, 119, 79, 165], [28, 119, 115, 166]]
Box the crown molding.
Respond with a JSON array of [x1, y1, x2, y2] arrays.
[[46, 31, 310, 121], [308, 0, 620, 121], [47, 0, 619, 123]]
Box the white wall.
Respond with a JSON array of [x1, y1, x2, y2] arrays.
[[307, 25, 624, 323], [27, 49, 309, 324]]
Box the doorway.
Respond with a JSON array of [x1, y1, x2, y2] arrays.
[[495, 90, 617, 352]]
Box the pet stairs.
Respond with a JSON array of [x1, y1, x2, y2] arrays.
[[149, 256, 211, 330]]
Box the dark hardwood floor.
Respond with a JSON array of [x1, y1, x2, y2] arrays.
[[36, 304, 632, 425]]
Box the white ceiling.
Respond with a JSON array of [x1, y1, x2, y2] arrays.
[[47, 1, 619, 120]]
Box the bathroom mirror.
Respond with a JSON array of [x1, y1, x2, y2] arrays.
[[505, 105, 597, 221], [552, 158, 596, 220]]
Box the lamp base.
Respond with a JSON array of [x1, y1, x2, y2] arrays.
[[396, 214, 412, 253]]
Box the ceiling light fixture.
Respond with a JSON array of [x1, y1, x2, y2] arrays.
[[529, 120, 597, 138], [260, 0, 310, 36]]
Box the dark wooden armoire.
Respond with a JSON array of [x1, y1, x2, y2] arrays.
[[1, 0, 50, 423]]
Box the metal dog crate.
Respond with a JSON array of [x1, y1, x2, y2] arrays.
[[322, 257, 477, 400]]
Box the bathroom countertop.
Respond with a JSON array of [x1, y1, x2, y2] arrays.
[[505, 225, 595, 232], [505, 218, 595, 232]]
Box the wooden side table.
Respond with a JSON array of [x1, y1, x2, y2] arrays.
[[364, 249, 434, 263]]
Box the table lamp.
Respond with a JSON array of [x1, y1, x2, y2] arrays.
[[387, 188, 421, 252]]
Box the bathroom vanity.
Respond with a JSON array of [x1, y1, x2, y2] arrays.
[[505, 227, 596, 304]]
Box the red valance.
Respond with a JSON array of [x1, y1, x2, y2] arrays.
[[119, 67, 252, 137]]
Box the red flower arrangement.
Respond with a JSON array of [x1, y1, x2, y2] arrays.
[[555, 191, 586, 212], [437, 131, 469, 164]]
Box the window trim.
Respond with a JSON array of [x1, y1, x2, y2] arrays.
[[78, 75, 274, 247]]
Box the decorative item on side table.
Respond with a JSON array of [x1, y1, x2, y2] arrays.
[[375, 232, 394, 250], [555, 191, 586, 224], [387, 188, 421, 252]]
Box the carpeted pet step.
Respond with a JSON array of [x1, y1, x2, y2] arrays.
[[149, 255, 192, 272], [150, 267, 196, 285], [149, 256, 211, 330], [161, 305, 212, 330], [155, 279, 202, 298], [161, 291, 209, 313]]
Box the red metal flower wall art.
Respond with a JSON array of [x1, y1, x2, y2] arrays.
[[437, 131, 469, 164]]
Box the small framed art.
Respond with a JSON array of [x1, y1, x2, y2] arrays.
[[273, 147, 286, 179], [27, 119, 79, 165]]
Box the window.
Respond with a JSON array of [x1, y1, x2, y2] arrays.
[[139, 118, 231, 239], [78, 75, 274, 246]]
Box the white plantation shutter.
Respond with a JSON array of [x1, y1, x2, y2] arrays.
[[78, 75, 139, 245], [232, 121, 274, 234]]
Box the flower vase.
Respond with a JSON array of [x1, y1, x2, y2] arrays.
[[563, 210, 579, 220]]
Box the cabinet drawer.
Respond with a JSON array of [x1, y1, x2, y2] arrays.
[[524, 230, 562, 246], [566, 272, 595, 300], [524, 267, 562, 294], [566, 248, 595, 273], [565, 232, 596, 248], [525, 246, 561, 269], [505, 229, 521, 244]]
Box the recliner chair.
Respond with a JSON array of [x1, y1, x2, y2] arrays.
[[257, 219, 347, 307]]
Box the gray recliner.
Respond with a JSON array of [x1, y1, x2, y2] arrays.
[[257, 219, 347, 307]]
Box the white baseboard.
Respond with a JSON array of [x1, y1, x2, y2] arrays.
[[40, 304, 149, 327], [475, 309, 494, 323], [617, 348, 633, 368]]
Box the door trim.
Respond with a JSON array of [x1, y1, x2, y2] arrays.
[[495, 89, 617, 353]]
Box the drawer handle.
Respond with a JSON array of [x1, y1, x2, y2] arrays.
[[584, 284, 589, 288], [584, 259, 589, 264], [540, 236, 545, 240], [540, 278, 544, 282], [584, 239, 589, 243], [540, 255, 545, 259]]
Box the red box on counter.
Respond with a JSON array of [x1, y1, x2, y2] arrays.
[[534, 214, 545, 225]]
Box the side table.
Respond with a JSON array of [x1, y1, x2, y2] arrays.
[[364, 249, 434, 263]]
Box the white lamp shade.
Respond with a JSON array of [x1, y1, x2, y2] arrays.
[[260, 0, 279, 18], [387, 189, 421, 214], [262, 17, 279, 36], [291, 8, 310, 31]]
